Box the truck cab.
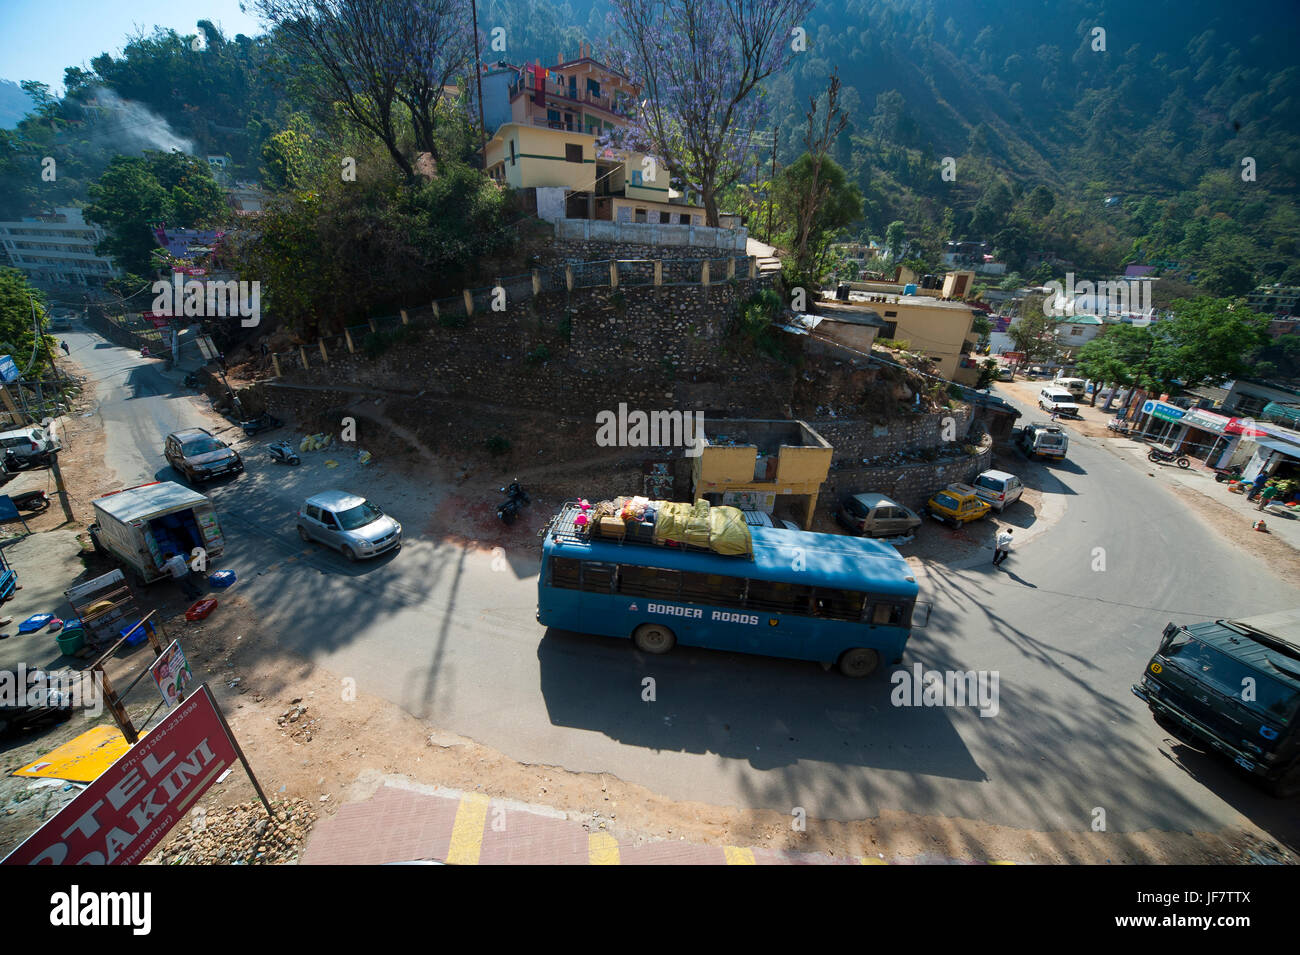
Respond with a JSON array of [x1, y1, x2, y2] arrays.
[[1132, 609, 1300, 798]]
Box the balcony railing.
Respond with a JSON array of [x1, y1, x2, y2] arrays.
[[508, 82, 632, 119]]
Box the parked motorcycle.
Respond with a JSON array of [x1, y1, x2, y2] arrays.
[[240, 412, 283, 436], [1148, 447, 1190, 469], [1106, 419, 1132, 435], [496, 480, 531, 525], [183, 372, 201, 388], [266, 440, 300, 466], [9, 490, 50, 512], [1214, 464, 1244, 483], [0, 668, 73, 737]]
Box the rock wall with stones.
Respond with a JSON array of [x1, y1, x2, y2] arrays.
[[821, 447, 994, 513], [540, 240, 747, 266], [811, 407, 976, 464]]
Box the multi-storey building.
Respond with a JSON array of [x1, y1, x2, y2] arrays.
[[483, 43, 709, 225], [0, 207, 120, 288]]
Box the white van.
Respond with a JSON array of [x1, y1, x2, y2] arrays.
[[1052, 377, 1086, 400], [1038, 387, 1080, 416]]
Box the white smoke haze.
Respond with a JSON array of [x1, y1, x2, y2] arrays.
[[84, 86, 194, 155]]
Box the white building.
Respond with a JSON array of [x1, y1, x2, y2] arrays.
[[0, 207, 120, 289]]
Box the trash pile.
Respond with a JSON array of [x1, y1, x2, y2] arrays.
[[300, 433, 334, 452], [568, 496, 752, 556], [147, 798, 317, 865]]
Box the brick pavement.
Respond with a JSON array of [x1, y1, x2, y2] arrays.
[[301, 782, 1018, 865]]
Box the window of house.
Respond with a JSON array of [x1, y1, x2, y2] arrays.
[[881, 321, 898, 339], [630, 169, 643, 186], [884, 310, 897, 317], [634, 208, 648, 223], [679, 214, 690, 224], [660, 212, 671, 224], [565, 143, 583, 163], [509, 140, 516, 166]]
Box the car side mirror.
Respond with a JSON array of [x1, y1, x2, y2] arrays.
[[1160, 622, 1178, 649]]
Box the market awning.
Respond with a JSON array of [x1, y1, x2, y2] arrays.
[[1181, 408, 1231, 434], [1254, 438, 1300, 458]]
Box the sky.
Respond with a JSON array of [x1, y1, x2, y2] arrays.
[[0, 1, 266, 92]]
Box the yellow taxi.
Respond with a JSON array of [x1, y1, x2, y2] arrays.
[[924, 483, 992, 527]]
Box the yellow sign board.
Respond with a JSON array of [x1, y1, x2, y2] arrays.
[[12, 725, 131, 782]]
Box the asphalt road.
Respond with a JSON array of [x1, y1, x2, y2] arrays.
[[63, 329, 1300, 844]]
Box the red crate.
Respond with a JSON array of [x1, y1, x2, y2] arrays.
[[185, 598, 218, 621]]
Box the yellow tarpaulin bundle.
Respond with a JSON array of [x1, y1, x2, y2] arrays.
[[653, 500, 752, 556], [708, 505, 752, 556]]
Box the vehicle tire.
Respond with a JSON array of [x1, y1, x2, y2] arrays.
[[838, 648, 880, 678], [1176, 457, 1190, 469], [1263, 762, 1300, 799], [1147, 450, 1159, 463], [632, 622, 675, 654], [343, 546, 359, 562]]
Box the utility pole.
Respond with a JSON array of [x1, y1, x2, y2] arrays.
[[471, 0, 487, 150], [49, 451, 74, 524], [766, 128, 778, 243]]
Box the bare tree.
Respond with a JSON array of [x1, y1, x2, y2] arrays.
[[608, 0, 814, 227], [788, 70, 850, 271], [258, 0, 472, 179]]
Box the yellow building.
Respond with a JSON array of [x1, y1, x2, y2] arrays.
[[484, 44, 707, 224], [819, 296, 980, 385], [691, 420, 833, 530]]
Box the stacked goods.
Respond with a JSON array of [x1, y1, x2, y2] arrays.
[[575, 496, 751, 557]]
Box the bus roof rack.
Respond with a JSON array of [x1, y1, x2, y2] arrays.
[[542, 500, 753, 558]]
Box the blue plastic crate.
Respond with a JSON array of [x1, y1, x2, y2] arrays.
[[207, 570, 237, 589], [121, 619, 155, 646]]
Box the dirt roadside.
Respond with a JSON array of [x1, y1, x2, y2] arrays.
[[0, 362, 1293, 865]]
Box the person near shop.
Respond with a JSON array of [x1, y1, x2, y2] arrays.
[[1257, 482, 1282, 511]]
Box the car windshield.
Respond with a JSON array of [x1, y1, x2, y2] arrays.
[[183, 437, 226, 455], [1165, 638, 1300, 722], [846, 499, 869, 517], [334, 502, 383, 531], [974, 476, 1002, 491], [934, 493, 959, 509]]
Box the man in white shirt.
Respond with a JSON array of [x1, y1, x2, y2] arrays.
[[163, 552, 201, 599], [993, 527, 1013, 566]]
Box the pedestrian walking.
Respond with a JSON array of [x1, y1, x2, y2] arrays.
[[59, 340, 70, 356], [1257, 482, 1281, 511], [993, 527, 1014, 566], [162, 551, 201, 600], [1247, 471, 1269, 501]]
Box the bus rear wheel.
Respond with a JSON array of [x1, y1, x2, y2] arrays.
[[838, 648, 880, 678], [632, 623, 676, 654]]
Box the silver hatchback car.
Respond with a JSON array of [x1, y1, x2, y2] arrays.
[[296, 491, 402, 561]]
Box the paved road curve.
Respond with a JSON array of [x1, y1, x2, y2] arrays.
[[64, 329, 1300, 845]]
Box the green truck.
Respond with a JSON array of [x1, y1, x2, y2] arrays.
[[1132, 608, 1300, 798]]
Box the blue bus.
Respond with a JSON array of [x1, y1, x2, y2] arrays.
[[537, 504, 927, 677]]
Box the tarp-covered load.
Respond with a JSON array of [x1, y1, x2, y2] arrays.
[[578, 496, 752, 557], [653, 500, 751, 556]]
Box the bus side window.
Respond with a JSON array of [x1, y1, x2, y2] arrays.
[[817, 589, 865, 622], [550, 557, 581, 590], [680, 572, 745, 608], [870, 602, 904, 626], [580, 562, 617, 593]]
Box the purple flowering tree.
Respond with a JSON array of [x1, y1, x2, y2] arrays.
[[605, 0, 815, 227]]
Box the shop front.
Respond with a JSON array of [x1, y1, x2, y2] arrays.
[[1175, 407, 1232, 461]]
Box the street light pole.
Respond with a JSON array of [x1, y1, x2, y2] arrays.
[[471, 0, 487, 149]]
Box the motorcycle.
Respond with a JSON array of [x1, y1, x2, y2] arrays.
[[496, 480, 531, 525], [183, 372, 201, 388], [1106, 419, 1132, 435], [1148, 447, 1190, 469], [266, 440, 300, 466], [240, 412, 283, 436], [9, 490, 50, 512], [0, 667, 73, 737], [1214, 465, 1243, 483]]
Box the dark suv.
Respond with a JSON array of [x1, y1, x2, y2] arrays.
[[164, 428, 243, 483], [1132, 609, 1300, 798]]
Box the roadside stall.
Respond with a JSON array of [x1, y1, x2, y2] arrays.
[[64, 569, 146, 653]]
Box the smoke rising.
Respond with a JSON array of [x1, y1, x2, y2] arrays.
[[84, 86, 194, 155]]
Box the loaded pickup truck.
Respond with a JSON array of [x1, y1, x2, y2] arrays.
[[89, 481, 225, 585], [1132, 609, 1300, 798]]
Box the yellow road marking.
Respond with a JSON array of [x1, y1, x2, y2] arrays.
[[724, 846, 756, 865], [589, 831, 620, 865], [445, 793, 490, 865]]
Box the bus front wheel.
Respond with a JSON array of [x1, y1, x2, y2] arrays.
[[838, 648, 880, 678], [633, 623, 676, 655]]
